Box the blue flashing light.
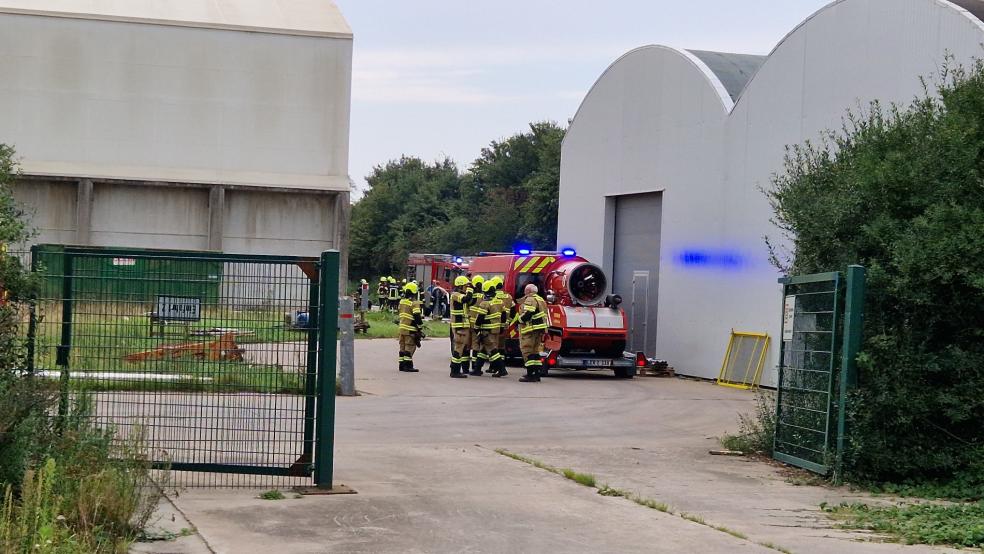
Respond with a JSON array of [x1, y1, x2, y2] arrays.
[[676, 249, 745, 270], [517, 248, 532, 256], [454, 257, 464, 264], [561, 248, 577, 257]]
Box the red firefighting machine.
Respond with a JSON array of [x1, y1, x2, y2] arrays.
[[405, 253, 470, 318], [468, 248, 644, 377]]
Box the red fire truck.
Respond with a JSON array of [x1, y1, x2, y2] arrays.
[[468, 248, 643, 378], [405, 253, 468, 318]]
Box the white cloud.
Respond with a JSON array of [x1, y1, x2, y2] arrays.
[[351, 43, 635, 105]]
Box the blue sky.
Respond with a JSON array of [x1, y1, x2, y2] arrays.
[[336, 0, 831, 196]]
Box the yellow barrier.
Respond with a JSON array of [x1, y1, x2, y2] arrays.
[[717, 330, 770, 390]]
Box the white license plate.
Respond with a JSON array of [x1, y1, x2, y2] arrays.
[[584, 359, 612, 367]]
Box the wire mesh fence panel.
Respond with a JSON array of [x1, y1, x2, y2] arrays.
[[26, 245, 329, 487], [774, 273, 841, 474]]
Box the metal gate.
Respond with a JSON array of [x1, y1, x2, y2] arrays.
[[774, 266, 865, 476], [26, 245, 339, 488]]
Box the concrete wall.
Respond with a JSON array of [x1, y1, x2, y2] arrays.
[[0, 11, 352, 190], [557, 0, 984, 385], [12, 179, 342, 259]]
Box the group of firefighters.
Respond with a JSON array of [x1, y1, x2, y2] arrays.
[[383, 274, 548, 383]]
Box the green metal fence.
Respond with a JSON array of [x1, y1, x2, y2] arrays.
[[774, 266, 865, 477], [26, 245, 339, 488]]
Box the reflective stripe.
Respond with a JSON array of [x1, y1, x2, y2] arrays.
[[520, 257, 540, 273], [533, 257, 555, 273], [513, 257, 528, 269], [525, 359, 543, 367]]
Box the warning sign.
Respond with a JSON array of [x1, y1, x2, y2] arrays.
[[156, 296, 201, 322], [782, 295, 796, 342]]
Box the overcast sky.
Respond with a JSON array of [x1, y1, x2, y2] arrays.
[[336, 0, 832, 196]]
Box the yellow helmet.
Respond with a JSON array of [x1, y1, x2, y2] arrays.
[[471, 275, 484, 287], [379, 277, 386, 282], [388, 276, 396, 283], [454, 275, 469, 287], [404, 282, 419, 295], [482, 280, 496, 293], [491, 276, 503, 287]]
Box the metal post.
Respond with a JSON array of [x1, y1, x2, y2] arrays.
[[315, 250, 340, 489], [56, 252, 74, 367], [26, 245, 39, 373], [835, 265, 866, 481], [339, 297, 356, 397], [302, 269, 321, 462]]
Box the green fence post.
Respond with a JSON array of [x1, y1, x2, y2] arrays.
[[26, 245, 39, 373], [302, 268, 321, 464], [315, 250, 340, 489], [835, 265, 866, 482], [56, 252, 73, 368]]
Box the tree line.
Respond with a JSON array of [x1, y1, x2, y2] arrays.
[[349, 121, 565, 279]]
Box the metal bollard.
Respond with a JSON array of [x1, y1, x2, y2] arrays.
[[338, 296, 356, 396]]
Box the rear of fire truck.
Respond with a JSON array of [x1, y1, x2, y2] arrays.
[[469, 249, 645, 378]]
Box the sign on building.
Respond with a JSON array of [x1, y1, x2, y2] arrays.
[[157, 296, 202, 321]]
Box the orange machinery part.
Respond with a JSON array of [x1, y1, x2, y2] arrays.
[[124, 332, 244, 363]]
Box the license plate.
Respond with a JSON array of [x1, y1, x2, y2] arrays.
[[584, 359, 612, 367]]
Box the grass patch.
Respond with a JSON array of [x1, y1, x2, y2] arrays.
[[258, 490, 286, 501], [823, 501, 984, 548], [719, 391, 775, 456], [359, 311, 449, 340], [0, 394, 164, 552], [562, 469, 596, 488]]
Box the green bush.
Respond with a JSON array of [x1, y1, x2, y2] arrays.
[[767, 58, 984, 490], [720, 391, 776, 455]]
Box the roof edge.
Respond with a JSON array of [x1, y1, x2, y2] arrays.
[[0, 6, 353, 39], [563, 45, 737, 150]]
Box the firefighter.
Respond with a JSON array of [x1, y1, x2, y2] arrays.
[[448, 275, 471, 378], [493, 276, 515, 375], [467, 275, 486, 375], [397, 281, 424, 372], [517, 283, 548, 382], [476, 280, 506, 377], [387, 276, 400, 311], [376, 277, 388, 308]]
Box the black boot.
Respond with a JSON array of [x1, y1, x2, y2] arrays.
[[449, 362, 467, 378], [405, 358, 419, 373], [471, 358, 485, 376], [519, 368, 540, 382]]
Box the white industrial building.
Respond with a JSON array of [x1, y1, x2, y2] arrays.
[[558, 0, 984, 385], [2, 0, 352, 273]]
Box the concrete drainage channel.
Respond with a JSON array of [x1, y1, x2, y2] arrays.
[[490, 447, 793, 554]]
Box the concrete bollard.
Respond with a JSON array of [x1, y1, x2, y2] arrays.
[[338, 296, 356, 396]]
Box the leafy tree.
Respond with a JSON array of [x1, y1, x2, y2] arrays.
[[348, 121, 566, 279], [768, 59, 984, 488]]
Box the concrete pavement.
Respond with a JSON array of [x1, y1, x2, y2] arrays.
[[142, 337, 956, 553]]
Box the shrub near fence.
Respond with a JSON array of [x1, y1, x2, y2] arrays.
[[767, 59, 984, 491]]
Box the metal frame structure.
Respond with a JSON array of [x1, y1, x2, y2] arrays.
[[27, 245, 340, 488], [716, 330, 770, 390], [773, 266, 865, 477]]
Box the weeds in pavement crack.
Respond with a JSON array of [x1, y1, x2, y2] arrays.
[[493, 449, 793, 553]]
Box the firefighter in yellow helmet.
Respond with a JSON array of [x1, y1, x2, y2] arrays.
[[397, 281, 424, 372], [517, 283, 548, 382], [387, 276, 399, 311], [448, 275, 472, 378], [376, 277, 388, 308], [466, 275, 486, 375], [492, 276, 515, 374], [475, 279, 506, 377]]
